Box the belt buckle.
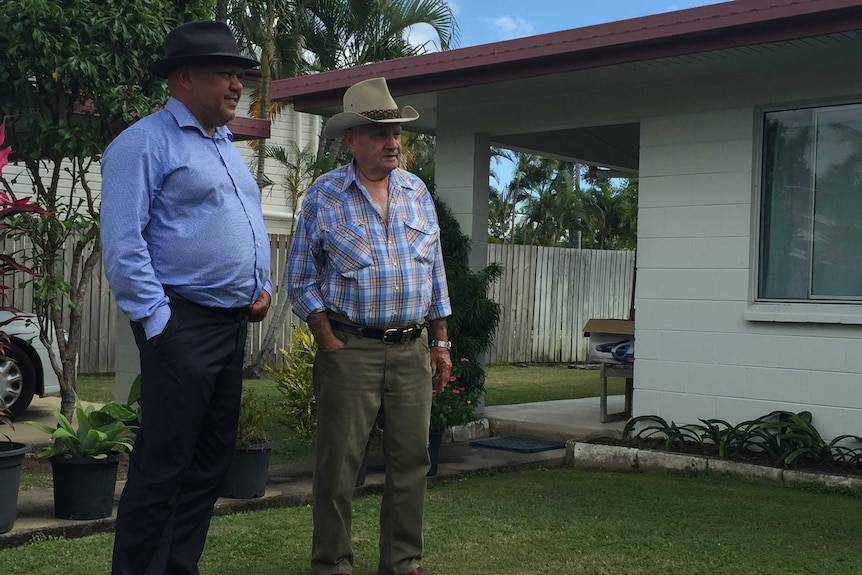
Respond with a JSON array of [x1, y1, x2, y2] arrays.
[[382, 327, 412, 344]]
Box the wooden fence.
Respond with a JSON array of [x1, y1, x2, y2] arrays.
[[2, 236, 633, 371], [487, 244, 635, 364]]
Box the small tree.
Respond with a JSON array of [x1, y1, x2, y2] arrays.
[[0, 0, 213, 418]]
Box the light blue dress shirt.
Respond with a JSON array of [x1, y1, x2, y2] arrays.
[[101, 98, 272, 339]]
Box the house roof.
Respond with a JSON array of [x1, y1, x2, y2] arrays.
[[271, 0, 862, 127]]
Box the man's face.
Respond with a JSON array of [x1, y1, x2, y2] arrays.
[[345, 124, 402, 178], [177, 62, 245, 135]]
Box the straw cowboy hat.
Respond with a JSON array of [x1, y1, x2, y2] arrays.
[[149, 20, 260, 79], [323, 77, 419, 139]]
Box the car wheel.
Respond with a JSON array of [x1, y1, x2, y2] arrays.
[[0, 344, 37, 417]]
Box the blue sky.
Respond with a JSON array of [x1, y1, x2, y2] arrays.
[[413, 0, 729, 49]]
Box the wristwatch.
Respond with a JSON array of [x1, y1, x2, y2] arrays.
[[430, 340, 452, 349]]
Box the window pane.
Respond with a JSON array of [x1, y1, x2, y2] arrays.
[[759, 109, 814, 299], [811, 107, 862, 298]]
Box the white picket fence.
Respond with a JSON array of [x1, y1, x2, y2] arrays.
[[2, 236, 633, 371]]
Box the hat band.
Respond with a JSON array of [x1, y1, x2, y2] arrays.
[[360, 109, 402, 120]]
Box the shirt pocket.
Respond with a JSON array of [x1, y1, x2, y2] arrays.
[[325, 222, 373, 277], [404, 216, 439, 264]]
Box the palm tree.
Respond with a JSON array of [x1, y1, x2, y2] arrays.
[[217, 0, 313, 187], [579, 180, 637, 250], [512, 154, 585, 247], [300, 0, 458, 162]]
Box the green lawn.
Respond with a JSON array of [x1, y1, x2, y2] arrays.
[[483, 363, 623, 405], [3, 467, 861, 574]]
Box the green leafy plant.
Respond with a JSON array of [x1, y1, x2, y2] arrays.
[[622, 410, 862, 473], [266, 323, 318, 441], [695, 418, 739, 459], [236, 386, 273, 446], [113, 374, 143, 429], [621, 414, 702, 451], [829, 434, 862, 466], [27, 392, 136, 459], [434, 198, 502, 362], [735, 410, 833, 467], [430, 358, 482, 431]]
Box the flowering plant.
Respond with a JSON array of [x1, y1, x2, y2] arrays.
[[430, 357, 485, 431]]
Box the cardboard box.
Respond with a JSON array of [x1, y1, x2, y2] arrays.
[[583, 319, 634, 364]]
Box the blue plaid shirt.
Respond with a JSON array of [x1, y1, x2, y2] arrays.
[[101, 98, 272, 339], [286, 161, 451, 328]]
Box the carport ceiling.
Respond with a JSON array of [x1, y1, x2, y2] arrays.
[[491, 123, 640, 174]]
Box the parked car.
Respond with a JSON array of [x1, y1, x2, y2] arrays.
[[0, 312, 61, 417]]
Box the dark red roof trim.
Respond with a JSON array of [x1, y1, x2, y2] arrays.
[[271, 0, 862, 111], [227, 116, 271, 140]]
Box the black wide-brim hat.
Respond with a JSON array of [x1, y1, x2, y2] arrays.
[[149, 20, 260, 79]]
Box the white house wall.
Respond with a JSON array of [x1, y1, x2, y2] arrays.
[[635, 68, 862, 441], [432, 38, 862, 440]]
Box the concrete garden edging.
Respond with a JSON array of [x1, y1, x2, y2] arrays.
[[442, 419, 491, 443], [566, 441, 862, 493]]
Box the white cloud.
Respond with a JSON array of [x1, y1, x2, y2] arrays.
[[407, 23, 443, 52], [491, 15, 535, 40]]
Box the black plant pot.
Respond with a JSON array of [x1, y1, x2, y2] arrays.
[[427, 430, 444, 477], [0, 442, 30, 533], [50, 452, 121, 520], [220, 440, 274, 499]]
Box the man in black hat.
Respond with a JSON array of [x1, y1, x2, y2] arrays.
[[101, 20, 271, 575]]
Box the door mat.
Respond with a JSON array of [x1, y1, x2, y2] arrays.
[[469, 436, 566, 453]]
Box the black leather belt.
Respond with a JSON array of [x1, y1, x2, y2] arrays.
[[329, 320, 426, 344]]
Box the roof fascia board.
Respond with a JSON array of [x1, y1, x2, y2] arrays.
[[271, 0, 862, 111]]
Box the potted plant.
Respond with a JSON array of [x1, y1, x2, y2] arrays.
[[27, 392, 136, 520], [428, 357, 484, 476], [0, 400, 30, 533], [220, 386, 275, 499]]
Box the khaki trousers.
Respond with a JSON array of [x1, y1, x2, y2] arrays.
[[311, 330, 432, 575]]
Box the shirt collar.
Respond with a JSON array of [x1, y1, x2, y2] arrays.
[[342, 160, 416, 194], [165, 98, 234, 141]]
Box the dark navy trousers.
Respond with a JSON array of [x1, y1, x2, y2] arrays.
[[111, 296, 248, 575]]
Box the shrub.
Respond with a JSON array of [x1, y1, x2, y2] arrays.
[[266, 323, 317, 441], [622, 411, 862, 472]]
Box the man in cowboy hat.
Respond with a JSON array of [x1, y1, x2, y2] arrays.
[[286, 77, 452, 575], [101, 20, 271, 575]]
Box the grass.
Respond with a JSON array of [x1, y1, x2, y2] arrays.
[[482, 363, 623, 405], [3, 466, 862, 574]]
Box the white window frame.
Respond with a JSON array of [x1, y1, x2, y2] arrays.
[[748, 99, 862, 325]]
